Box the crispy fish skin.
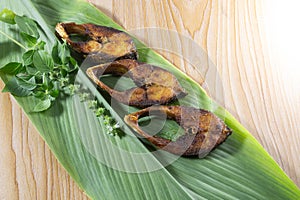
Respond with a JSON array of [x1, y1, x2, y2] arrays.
[[86, 59, 187, 108], [55, 23, 137, 63], [124, 106, 232, 156]]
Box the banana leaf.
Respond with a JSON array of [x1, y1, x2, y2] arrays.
[[1, 0, 299, 199]]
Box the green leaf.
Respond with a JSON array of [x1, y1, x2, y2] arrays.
[[35, 40, 46, 50], [0, 62, 22, 74], [51, 41, 60, 64], [0, 8, 16, 24], [22, 50, 35, 65], [33, 91, 46, 99], [52, 41, 71, 64], [4, 76, 32, 96], [20, 32, 37, 47], [16, 75, 36, 90], [68, 57, 79, 72], [14, 15, 39, 38], [25, 65, 38, 75], [158, 121, 185, 141], [58, 42, 70, 64], [33, 51, 54, 72], [138, 116, 185, 141], [32, 98, 51, 112], [49, 89, 59, 98], [0, 1, 300, 200]]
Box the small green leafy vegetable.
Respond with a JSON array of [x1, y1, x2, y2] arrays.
[[20, 32, 38, 47], [96, 104, 120, 136], [33, 51, 54, 72], [79, 92, 121, 136], [22, 50, 36, 65], [33, 98, 51, 112], [4, 76, 33, 96], [0, 62, 22, 74], [14, 15, 39, 38], [0, 8, 16, 24], [0, 8, 120, 135], [0, 9, 78, 112]]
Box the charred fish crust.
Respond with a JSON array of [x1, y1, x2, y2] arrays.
[[86, 59, 187, 108], [55, 22, 138, 63], [124, 106, 232, 156]]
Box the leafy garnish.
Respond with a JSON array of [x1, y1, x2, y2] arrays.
[[32, 98, 51, 112], [78, 91, 120, 136], [0, 9, 78, 112], [0, 8, 16, 24], [0, 62, 22, 74], [14, 15, 39, 38], [4, 76, 33, 96], [33, 51, 54, 72], [0, 8, 120, 135]]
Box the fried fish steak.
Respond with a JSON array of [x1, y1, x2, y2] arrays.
[[124, 106, 232, 156], [86, 59, 187, 108], [55, 22, 137, 63]]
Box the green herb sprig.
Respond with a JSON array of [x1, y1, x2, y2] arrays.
[[79, 91, 121, 136], [0, 9, 121, 136], [0, 9, 79, 112]]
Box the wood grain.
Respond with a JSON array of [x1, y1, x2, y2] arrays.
[[0, 0, 299, 199]]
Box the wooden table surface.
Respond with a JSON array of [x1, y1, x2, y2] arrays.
[[1, 0, 299, 199]]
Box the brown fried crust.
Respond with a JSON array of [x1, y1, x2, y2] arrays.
[[55, 23, 137, 63], [56, 22, 230, 157], [124, 106, 232, 156], [86, 59, 187, 108]]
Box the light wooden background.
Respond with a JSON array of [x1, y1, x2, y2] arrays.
[[0, 0, 299, 199]]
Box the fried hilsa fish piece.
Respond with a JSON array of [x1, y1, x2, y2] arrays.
[[124, 106, 232, 156], [56, 22, 231, 157], [55, 23, 137, 63], [86, 59, 187, 108]]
